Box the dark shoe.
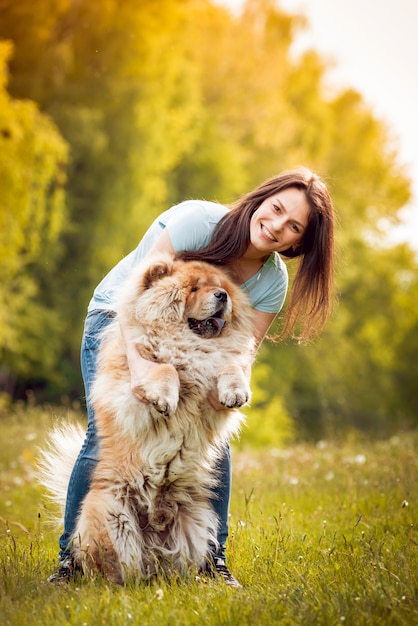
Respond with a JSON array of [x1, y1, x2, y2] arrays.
[[47, 558, 82, 583], [206, 557, 242, 588]]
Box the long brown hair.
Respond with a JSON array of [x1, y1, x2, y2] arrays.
[[178, 167, 335, 342]]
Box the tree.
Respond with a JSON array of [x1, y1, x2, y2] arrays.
[[0, 41, 68, 393], [0, 0, 203, 395]]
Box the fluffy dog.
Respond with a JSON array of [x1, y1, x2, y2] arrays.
[[39, 256, 255, 584]]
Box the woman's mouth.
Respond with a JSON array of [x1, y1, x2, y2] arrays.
[[261, 224, 277, 242]]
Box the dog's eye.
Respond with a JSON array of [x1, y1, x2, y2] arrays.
[[191, 286, 200, 292]]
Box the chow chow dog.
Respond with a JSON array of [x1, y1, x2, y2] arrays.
[[39, 255, 255, 583]]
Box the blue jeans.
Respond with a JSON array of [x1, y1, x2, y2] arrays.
[[59, 309, 231, 561]]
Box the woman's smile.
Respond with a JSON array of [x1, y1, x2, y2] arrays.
[[260, 223, 277, 242]]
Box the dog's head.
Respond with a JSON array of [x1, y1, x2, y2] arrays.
[[185, 283, 230, 338], [136, 256, 240, 338]]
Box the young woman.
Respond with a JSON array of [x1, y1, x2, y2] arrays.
[[49, 166, 335, 586]]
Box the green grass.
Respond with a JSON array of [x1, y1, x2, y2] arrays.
[[0, 405, 417, 625]]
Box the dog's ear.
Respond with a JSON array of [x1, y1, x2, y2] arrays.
[[142, 260, 173, 290]]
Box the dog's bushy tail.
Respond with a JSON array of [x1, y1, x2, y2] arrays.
[[37, 422, 85, 523]]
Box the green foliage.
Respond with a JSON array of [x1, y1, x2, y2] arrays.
[[264, 241, 418, 439], [1, 408, 417, 625], [0, 1, 203, 391], [0, 41, 68, 388], [238, 363, 295, 449]]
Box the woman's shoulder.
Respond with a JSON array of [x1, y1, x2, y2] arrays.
[[158, 200, 229, 253], [261, 253, 288, 290], [158, 200, 229, 227], [268, 252, 288, 276]]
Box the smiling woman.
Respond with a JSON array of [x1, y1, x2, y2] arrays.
[[48, 166, 336, 589]]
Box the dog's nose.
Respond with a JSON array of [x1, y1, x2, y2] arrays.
[[214, 290, 227, 303]]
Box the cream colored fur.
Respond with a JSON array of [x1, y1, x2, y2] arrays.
[[38, 256, 255, 583]]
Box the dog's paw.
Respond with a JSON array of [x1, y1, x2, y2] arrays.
[[149, 396, 178, 417], [219, 386, 251, 409], [146, 386, 179, 416], [217, 367, 251, 409], [142, 364, 180, 417]]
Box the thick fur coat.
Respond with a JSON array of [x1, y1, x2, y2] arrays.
[[39, 256, 255, 583]]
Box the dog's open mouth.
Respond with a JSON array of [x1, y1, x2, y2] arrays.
[[188, 314, 226, 338]]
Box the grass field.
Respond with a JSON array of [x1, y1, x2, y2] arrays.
[[0, 404, 417, 625]]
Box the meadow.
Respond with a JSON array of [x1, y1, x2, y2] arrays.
[[0, 404, 417, 625]]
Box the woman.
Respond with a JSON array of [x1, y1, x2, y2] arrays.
[[49, 167, 335, 586]]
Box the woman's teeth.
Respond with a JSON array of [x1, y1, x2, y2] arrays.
[[262, 224, 276, 242]]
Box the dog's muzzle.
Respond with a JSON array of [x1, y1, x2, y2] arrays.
[[188, 316, 226, 338]]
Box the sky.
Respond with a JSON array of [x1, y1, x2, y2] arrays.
[[217, 0, 418, 252]]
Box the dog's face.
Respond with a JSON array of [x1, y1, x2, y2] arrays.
[[137, 257, 239, 338], [184, 266, 232, 337]]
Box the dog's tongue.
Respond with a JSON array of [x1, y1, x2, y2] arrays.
[[207, 317, 225, 331]]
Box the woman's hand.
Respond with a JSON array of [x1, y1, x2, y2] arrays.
[[119, 227, 179, 404], [127, 350, 159, 403]]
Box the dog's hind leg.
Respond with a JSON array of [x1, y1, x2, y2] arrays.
[[72, 490, 127, 584], [159, 497, 218, 574], [80, 526, 123, 585]]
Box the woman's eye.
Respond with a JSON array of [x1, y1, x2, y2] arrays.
[[273, 204, 281, 213], [291, 224, 300, 233]]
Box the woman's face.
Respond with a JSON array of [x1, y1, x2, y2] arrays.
[[249, 187, 310, 255]]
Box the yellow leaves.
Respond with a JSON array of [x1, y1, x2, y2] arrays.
[[0, 42, 68, 273], [0, 42, 68, 374], [0, 40, 13, 91]]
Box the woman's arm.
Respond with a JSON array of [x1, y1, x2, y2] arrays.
[[146, 228, 176, 258], [120, 229, 176, 402], [252, 310, 276, 352]]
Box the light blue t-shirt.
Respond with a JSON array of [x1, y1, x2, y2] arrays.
[[88, 200, 288, 314]]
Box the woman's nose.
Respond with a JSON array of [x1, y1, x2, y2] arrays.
[[272, 216, 286, 233]]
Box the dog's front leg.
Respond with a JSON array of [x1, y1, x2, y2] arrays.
[[217, 365, 251, 409], [142, 363, 180, 416]]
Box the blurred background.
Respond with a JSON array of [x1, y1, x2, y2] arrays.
[[1, 0, 417, 442]]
